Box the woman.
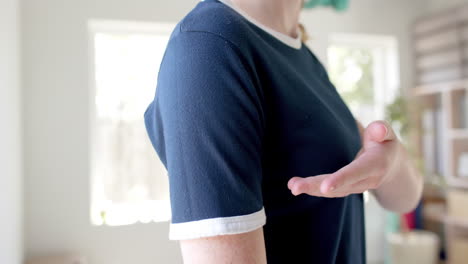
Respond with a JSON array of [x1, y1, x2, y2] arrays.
[[144, 0, 423, 263]]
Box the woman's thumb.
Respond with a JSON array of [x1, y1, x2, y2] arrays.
[[364, 121, 394, 144]]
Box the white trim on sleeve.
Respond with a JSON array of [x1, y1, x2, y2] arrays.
[[169, 207, 267, 240]]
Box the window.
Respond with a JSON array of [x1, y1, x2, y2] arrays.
[[88, 20, 175, 226], [328, 34, 400, 126]]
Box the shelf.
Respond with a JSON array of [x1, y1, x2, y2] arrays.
[[446, 216, 468, 228], [447, 177, 468, 189], [413, 78, 468, 96], [450, 129, 468, 139], [423, 203, 468, 228]]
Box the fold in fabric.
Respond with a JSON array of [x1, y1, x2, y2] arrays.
[[303, 0, 349, 11]]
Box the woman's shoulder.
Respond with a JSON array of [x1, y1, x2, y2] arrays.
[[173, 0, 254, 50]]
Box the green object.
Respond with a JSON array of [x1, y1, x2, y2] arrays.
[[303, 0, 349, 11], [385, 212, 400, 264]]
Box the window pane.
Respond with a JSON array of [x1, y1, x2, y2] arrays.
[[91, 29, 171, 226], [328, 46, 376, 125]]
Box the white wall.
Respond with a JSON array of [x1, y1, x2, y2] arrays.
[[424, 0, 468, 12], [0, 0, 22, 263], [22, 0, 427, 264]]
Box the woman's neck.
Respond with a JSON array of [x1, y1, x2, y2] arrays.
[[230, 0, 303, 38]]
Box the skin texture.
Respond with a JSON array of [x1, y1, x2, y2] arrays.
[[180, 228, 267, 264], [179, 1, 424, 263]]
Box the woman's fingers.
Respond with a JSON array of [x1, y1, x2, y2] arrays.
[[289, 175, 375, 198], [288, 174, 329, 196], [319, 153, 374, 194], [328, 178, 375, 198], [288, 152, 380, 197]]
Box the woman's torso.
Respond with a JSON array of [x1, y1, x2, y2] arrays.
[[176, 1, 366, 262]]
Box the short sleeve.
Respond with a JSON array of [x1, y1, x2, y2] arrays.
[[144, 28, 266, 240]]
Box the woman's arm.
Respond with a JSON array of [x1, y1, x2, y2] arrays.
[[288, 120, 423, 214], [180, 228, 267, 264], [355, 121, 423, 213]]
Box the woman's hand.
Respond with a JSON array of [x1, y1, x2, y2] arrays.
[[287, 121, 401, 198]]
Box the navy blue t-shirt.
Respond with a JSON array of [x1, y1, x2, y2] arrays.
[[144, 0, 366, 263]]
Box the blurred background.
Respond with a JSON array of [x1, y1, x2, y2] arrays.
[[2, 0, 468, 263]]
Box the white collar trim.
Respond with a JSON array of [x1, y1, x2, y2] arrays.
[[214, 0, 303, 50]]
